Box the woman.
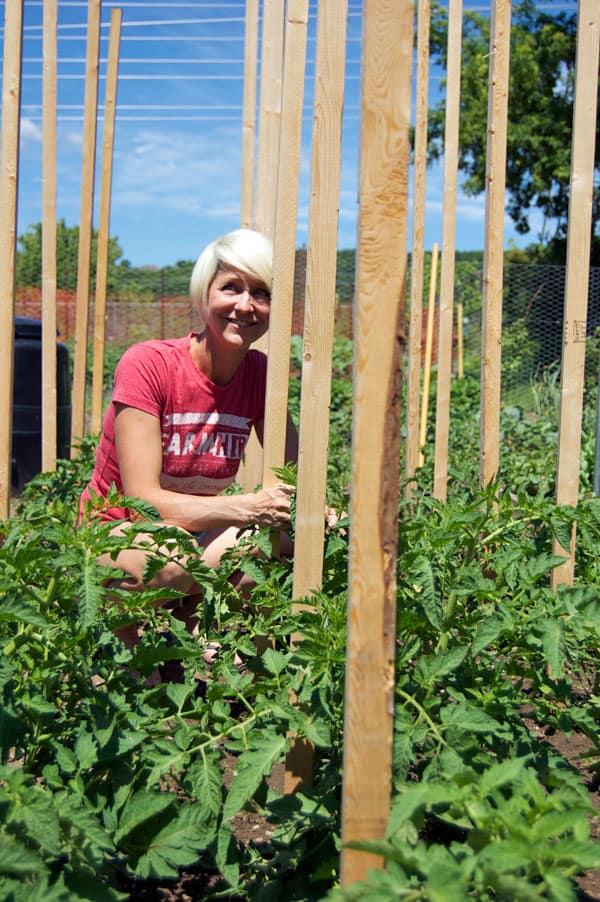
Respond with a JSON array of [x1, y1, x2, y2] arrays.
[[80, 228, 298, 647]]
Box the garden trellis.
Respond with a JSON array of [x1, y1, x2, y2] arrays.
[[0, 0, 599, 892]]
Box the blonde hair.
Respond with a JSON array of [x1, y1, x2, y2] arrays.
[[189, 229, 273, 315]]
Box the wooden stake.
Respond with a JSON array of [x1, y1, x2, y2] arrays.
[[255, 0, 285, 239], [552, 0, 599, 588], [241, 0, 259, 228], [456, 301, 464, 379], [261, 0, 309, 487], [285, 0, 348, 795], [433, 0, 462, 502], [340, 0, 412, 886], [419, 243, 439, 467], [90, 8, 122, 435], [479, 0, 511, 487], [42, 0, 58, 473], [0, 0, 23, 518], [405, 0, 430, 483], [71, 0, 101, 451], [238, 0, 285, 491]]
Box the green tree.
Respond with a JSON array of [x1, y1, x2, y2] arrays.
[[16, 219, 125, 291], [429, 0, 599, 262]]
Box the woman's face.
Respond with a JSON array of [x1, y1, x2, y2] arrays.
[[203, 268, 271, 351]]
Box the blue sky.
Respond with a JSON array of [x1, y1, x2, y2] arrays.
[[4, 0, 579, 268]]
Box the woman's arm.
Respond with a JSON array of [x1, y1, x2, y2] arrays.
[[114, 404, 294, 533]]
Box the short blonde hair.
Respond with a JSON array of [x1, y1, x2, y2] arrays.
[[189, 229, 273, 315]]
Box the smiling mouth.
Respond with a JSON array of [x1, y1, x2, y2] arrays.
[[225, 318, 258, 327]]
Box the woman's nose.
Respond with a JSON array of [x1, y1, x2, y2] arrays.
[[235, 289, 252, 309]]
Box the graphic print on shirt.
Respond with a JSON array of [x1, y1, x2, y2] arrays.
[[160, 410, 252, 495]]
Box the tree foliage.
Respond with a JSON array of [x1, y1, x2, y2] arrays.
[[428, 0, 599, 261]]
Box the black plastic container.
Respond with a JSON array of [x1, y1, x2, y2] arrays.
[[12, 317, 71, 490]]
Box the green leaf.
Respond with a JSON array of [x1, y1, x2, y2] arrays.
[[187, 752, 223, 823], [479, 756, 530, 795], [471, 614, 506, 657], [77, 551, 104, 629], [114, 790, 174, 843], [75, 731, 98, 771], [0, 831, 46, 875], [222, 731, 287, 822], [537, 617, 566, 676], [416, 646, 468, 685], [261, 647, 290, 676], [411, 556, 442, 628], [216, 821, 240, 889], [133, 804, 213, 880], [440, 702, 502, 734]]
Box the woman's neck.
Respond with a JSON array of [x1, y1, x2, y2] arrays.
[[190, 332, 246, 386]]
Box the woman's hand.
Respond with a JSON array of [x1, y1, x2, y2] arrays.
[[249, 483, 295, 529]]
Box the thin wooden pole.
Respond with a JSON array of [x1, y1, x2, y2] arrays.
[[405, 0, 430, 483], [419, 243, 439, 467], [479, 0, 511, 487], [42, 0, 58, 473], [239, 0, 285, 492], [285, 0, 348, 795], [0, 0, 24, 518], [552, 0, 599, 588], [241, 0, 259, 228], [71, 0, 101, 452], [340, 0, 413, 886], [90, 8, 122, 435], [261, 0, 309, 487], [456, 301, 464, 378], [255, 0, 285, 238], [432, 0, 462, 502]]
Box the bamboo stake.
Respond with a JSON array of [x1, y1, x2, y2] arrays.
[[42, 0, 58, 473], [340, 0, 413, 886], [241, 0, 258, 229], [285, 0, 348, 795], [71, 0, 101, 452], [239, 0, 285, 491], [419, 243, 439, 467], [0, 0, 24, 518], [432, 0, 462, 502], [552, 0, 599, 588], [405, 0, 430, 483], [479, 0, 511, 487], [261, 0, 309, 487], [90, 8, 122, 435]]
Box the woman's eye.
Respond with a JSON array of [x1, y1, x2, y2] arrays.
[[253, 289, 271, 303]]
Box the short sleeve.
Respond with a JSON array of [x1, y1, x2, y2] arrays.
[[111, 342, 167, 418]]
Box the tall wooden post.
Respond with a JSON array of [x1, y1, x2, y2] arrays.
[[419, 243, 439, 468], [432, 0, 462, 502], [90, 8, 121, 435], [552, 0, 600, 587], [285, 0, 348, 794], [241, 0, 259, 229], [0, 0, 24, 518], [239, 0, 285, 492], [71, 0, 101, 451], [261, 0, 309, 486], [480, 0, 511, 487], [340, 0, 413, 886], [405, 0, 430, 483], [42, 0, 58, 473]]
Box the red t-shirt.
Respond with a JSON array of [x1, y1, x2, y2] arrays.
[[80, 334, 267, 521]]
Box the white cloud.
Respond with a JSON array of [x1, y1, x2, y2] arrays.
[[19, 118, 42, 144]]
